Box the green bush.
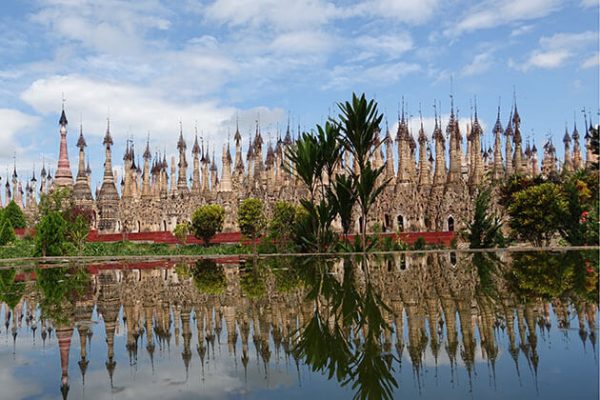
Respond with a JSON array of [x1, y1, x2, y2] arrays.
[[3, 201, 27, 229], [412, 237, 426, 250], [34, 211, 68, 257], [238, 198, 265, 255], [508, 183, 567, 246], [268, 201, 299, 252], [192, 205, 225, 246], [0, 218, 17, 245], [173, 222, 191, 245]]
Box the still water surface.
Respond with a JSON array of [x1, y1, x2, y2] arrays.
[[0, 251, 597, 399]]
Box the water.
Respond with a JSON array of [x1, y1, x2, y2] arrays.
[[0, 251, 597, 400]]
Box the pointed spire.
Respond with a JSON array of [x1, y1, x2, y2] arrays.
[[77, 123, 86, 149], [563, 124, 571, 143], [234, 115, 242, 145], [59, 101, 68, 126], [177, 122, 186, 151], [103, 118, 113, 147], [144, 135, 152, 159], [192, 134, 201, 155]]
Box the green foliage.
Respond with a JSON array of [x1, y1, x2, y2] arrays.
[[238, 198, 265, 255], [0, 269, 25, 309], [336, 93, 389, 252], [268, 201, 300, 251], [328, 174, 357, 235], [3, 200, 27, 229], [34, 211, 68, 257], [0, 217, 17, 245], [466, 188, 505, 249], [173, 221, 191, 245], [507, 250, 600, 304], [412, 237, 426, 250], [36, 266, 91, 324], [191, 204, 225, 246], [37, 187, 73, 216], [293, 199, 338, 253], [192, 259, 226, 295], [80, 241, 249, 257], [558, 175, 599, 246], [590, 125, 599, 170], [241, 268, 267, 300], [507, 182, 567, 246], [68, 215, 89, 255]]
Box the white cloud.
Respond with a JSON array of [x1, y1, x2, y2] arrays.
[[325, 62, 421, 90], [445, 0, 561, 37], [510, 24, 534, 37], [581, 53, 600, 69], [356, 0, 441, 24], [29, 0, 171, 56], [0, 109, 40, 157], [513, 31, 597, 71], [204, 0, 337, 31], [461, 52, 494, 76], [270, 30, 334, 55], [19, 75, 284, 158], [355, 33, 414, 61]]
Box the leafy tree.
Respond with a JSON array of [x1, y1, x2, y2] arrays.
[[68, 215, 90, 255], [465, 188, 505, 248], [590, 125, 599, 170], [173, 221, 191, 245], [37, 187, 72, 216], [34, 211, 68, 257], [238, 198, 266, 255], [268, 201, 299, 251], [0, 217, 16, 245], [507, 182, 567, 246], [3, 200, 27, 229], [191, 204, 225, 246]]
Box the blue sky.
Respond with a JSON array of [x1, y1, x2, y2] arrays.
[[0, 0, 598, 189]]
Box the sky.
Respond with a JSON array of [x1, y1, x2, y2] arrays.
[[0, 0, 598, 190]]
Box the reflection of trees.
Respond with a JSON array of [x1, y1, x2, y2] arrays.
[[507, 251, 598, 302], [192, 259, 226, 295], [0, 269, 25, 310], [36, 265, 91, 325], [295, 256, 398, 400]]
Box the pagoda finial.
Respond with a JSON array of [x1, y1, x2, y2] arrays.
[[401, 96, 405, 122], [59, 94, 68, 126]]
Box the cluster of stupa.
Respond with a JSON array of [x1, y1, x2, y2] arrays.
[[1, 100, 597, 234]]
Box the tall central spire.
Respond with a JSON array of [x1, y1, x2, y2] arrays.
[[54, 103, 74, 187]]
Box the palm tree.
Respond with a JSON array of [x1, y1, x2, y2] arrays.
[[335, 93, 389, 252]]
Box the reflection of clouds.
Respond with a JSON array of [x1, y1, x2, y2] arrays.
[[61, 316, 297, 400], [0, 354, 43, 399]]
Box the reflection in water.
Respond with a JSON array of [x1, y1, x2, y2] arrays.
[[0, 251, 597, 399]]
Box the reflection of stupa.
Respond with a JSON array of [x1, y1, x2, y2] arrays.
[[1, 253, 599, 399], [56, 322, 74, 400], [97, 271, 120, 387]]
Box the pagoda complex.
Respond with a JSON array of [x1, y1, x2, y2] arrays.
[[3, 100, 598, 235]]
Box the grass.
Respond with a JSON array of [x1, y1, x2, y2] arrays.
[[0, 239, 252, 259]]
